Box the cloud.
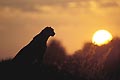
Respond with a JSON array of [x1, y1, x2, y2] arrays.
[[0, 0, 40, 12], [0, 0, 94, 12], [0, 0, 119, 14], [98, 1, 119, 8]]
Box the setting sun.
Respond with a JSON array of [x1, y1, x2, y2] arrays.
[[92, 30, 113, 46]]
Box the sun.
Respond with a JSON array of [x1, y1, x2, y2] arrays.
[[92, 30, 113, 46]]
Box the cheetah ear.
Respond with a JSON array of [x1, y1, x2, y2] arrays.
[[46, 26, 50, 28]]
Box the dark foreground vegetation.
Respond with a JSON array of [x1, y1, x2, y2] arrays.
[[0, 38, 120, 80]]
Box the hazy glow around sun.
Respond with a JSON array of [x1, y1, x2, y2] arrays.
[[92, 30, 113, 46]]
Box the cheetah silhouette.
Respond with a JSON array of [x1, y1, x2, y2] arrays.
[[12, 27, 55, 64]]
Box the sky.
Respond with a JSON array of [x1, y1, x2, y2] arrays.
[[0, 0, 120, 59]]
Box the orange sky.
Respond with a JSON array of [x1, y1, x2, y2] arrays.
[[0, 0, 120, 59]]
